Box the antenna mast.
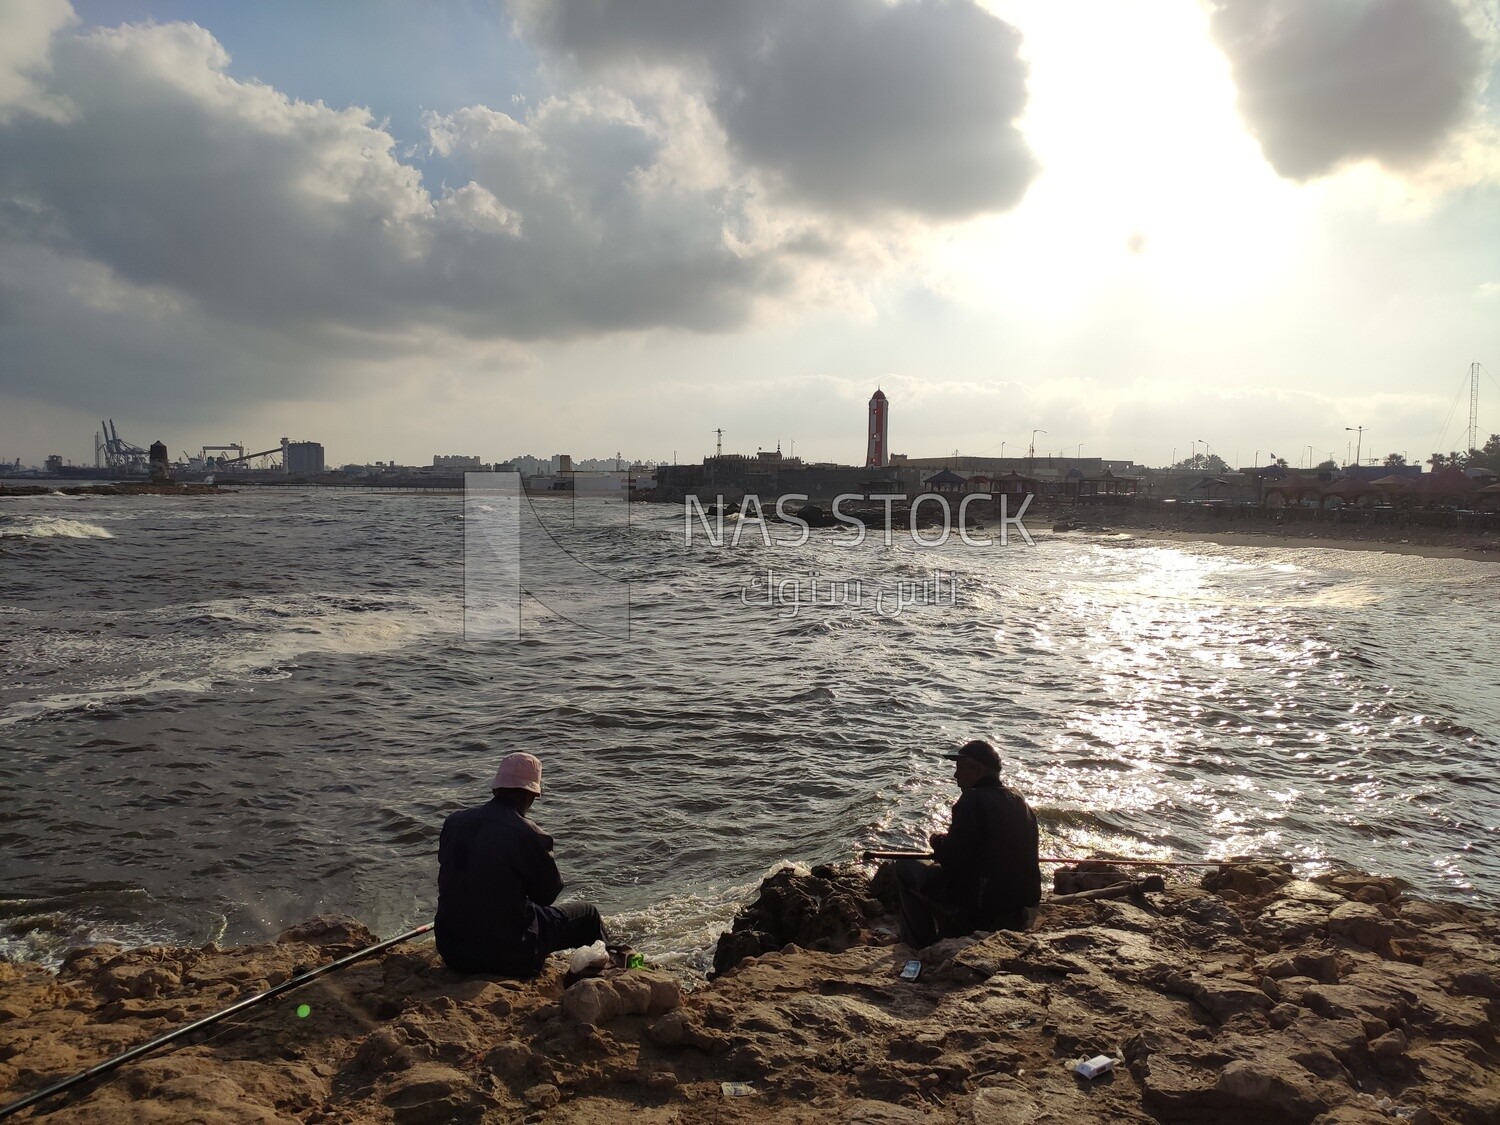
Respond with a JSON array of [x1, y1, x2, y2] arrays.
[[714, 428, 724, 457], [1469, 362, 1480, 454]]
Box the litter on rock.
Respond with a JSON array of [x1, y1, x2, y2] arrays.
[[721, 1082, 755, 1097], [1073, 1055, 1116, 1080]]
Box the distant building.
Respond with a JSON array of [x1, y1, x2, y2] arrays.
[[282, 440, 325, 475], [922, 468, 967, 493], [866, 389, 888, 468], [433, 454, 483, 471], [555, 454, 573, 474]]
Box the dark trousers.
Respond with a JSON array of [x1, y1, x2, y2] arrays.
[[893, 858, 948, 949], [892, 858, 1035, 949], [535, 900, 608, 960], [438, 900, 609, 978]]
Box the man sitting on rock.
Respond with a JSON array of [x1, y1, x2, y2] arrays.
[[893, 739, 1041, 947], [436, 751, 610, 977]]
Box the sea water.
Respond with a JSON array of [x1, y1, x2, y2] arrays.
[[1, 487, 1496, 971]]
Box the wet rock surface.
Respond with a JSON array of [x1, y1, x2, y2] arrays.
[[711, 862, 888, 977], [0, 863, 1496, 1122]]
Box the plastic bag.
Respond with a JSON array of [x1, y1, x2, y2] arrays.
[[568, 940, 609, 976]]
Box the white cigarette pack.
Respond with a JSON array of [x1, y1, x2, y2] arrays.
[[1074, 1055, 1116, 1080]]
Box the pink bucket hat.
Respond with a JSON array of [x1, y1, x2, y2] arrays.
[[491, 752, 543, 795]]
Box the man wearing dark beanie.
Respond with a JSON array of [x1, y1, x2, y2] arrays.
[[893, 738, 1042, 948]]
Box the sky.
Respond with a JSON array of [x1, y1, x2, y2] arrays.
[[1, 0, 1498, 470]]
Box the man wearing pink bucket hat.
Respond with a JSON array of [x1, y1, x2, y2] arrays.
[[436, 751, 609, 977]]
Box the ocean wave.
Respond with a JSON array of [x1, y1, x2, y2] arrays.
[[0, 516, 114, 539], [0, 590, 457, 727], [0, 886, 225, 969]]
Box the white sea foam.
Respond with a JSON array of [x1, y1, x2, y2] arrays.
[[605, 882, 752, 981], [0, 591, 459, 727], [0, 516, 114, 539]]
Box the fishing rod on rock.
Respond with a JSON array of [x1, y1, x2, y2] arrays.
[[0, 922, 434, 1122]]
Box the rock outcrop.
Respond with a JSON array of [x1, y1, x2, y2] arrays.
[[711, 862, 889, 977], [0, 864, 1496, 1122]]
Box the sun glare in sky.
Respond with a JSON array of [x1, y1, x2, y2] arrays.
[[952, 0, 1309, 315]]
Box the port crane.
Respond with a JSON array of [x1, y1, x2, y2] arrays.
[[97, 419, 148, 473]]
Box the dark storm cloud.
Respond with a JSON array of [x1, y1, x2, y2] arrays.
[[508, 0, 1038, 219], [508, 0, 789, 70], [1208, 0, 1485, 181]]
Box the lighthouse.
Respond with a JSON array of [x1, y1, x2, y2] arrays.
[[866, 389, 888, 468]]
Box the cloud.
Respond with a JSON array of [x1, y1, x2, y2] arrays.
[[1208, 0, 1486, 181], [0, 17, 863, 412], [508, 0, 787, 72], [508, 0, 1038, 219], [0, 0, 74, 123], [0, 3, 1045, 420]]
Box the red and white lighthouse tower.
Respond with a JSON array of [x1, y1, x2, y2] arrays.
[[866, 388, 888, 468]]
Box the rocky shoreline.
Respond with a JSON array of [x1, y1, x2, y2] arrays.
[[1, 863, 1496, 1123]]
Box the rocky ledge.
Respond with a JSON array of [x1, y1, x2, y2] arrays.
[[0, 863, 1497, 1123]]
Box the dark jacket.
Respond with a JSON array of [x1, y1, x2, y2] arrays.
[[436, 799, 563, 974], [929, 777, 1041, 928]]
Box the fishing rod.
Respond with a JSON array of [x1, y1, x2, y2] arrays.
[[861, 850, 1274, 868], [0, 922, 434, 1122]]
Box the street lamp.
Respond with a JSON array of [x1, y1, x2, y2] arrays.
[[1345, 426, 1365, 468], [1029, 429, 1046, 468]]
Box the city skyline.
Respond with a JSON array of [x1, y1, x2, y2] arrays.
[[1, 1, 1497, 467]]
